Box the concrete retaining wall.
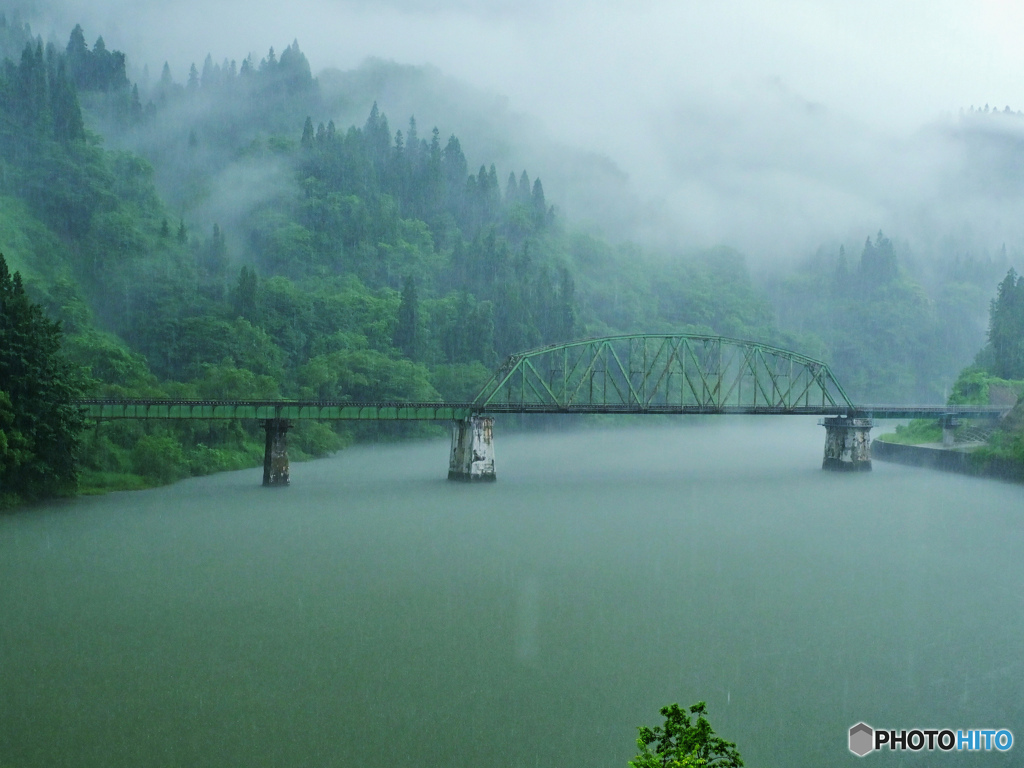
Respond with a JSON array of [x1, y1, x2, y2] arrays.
[[872, 440, 1023, 482]]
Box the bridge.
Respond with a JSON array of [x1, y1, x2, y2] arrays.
[[78, 334, 1010, 484]]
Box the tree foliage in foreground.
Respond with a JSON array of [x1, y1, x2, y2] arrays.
[[630, 702, 743, 768], [0, 253, 86, 506]]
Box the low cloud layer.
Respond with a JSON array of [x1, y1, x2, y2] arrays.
[[19, 0, 1024, 263]]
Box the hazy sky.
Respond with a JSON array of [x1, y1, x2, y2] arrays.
[[22, 0, 1024, 259]]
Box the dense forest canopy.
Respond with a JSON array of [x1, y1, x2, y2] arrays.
[[0, 18, 1020, 502]]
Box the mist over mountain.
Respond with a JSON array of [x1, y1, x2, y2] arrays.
[[11, 0, 1024, 266], [2, 1, 1023, 495]]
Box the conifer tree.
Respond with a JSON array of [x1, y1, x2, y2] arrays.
[[65, 24, 88, 84], [0, 253, 86, 506], [505, 171, 518, 203], [394, 275, 420, 359], [301, 116, 314, 148], [201, 53, 215, 88], [406, 116, 419, 165], [531, 178, 547, 225], [231, 266, 259, 321], [518, 171, 531, 204], [50, 58, 84, 143], [987, 268, 1024, 378]]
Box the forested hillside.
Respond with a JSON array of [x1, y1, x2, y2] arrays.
[[0, 16, 1016, 503], [941, 268, 1024, 475]]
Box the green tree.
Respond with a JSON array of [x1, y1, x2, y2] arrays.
[[0, 253, 86, 504], [131, 434, 186, 484], [394, 275, 420, 359], [301, 115, 315, 148], [231, 265, 259, 320], [985, 268, 1024, 378], [631, 702, 743, 768]]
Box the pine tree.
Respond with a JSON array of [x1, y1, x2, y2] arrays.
[[202, 224, 228, 275], [987, 268, 1024, 378], [65, 23, 88, 85], [0, 253, 86, 506], [129, 83, 142, 122], [301, 116, 314, 148], [505, 172, 518, 203], [394, 275, 420, 359], [364, 103, 391, 170], [278, 41, 313, 93], [231, 266, 259, 321], [557, 266, 577, 340], [201, 53, 215, 88], [518, 171, 531, 204], [531, 178, 547, 225], [442, 134, 468, 207], [859, 230, 897, 286], [50, 58, 85, 143], [406, 116, 419, 166]]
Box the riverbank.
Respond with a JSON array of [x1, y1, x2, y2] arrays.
[[872, 439, 1024, 482]]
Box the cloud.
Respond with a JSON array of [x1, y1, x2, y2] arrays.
[[22, 0, 1024, 263]]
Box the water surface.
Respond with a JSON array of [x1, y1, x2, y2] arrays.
[[2, 418, 1022, 766]]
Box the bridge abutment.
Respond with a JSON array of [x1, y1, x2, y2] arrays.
[[261, 418, 292, 486], [448, 415, 496, 482], [821, 416, 873, 471]]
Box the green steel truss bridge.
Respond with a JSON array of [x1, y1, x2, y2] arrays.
[[79, 334, 1009, 421], [76, 334, 1011, 483]]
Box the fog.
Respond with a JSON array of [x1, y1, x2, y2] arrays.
[[17, 0, 1024, 261]]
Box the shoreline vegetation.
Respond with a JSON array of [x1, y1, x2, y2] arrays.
[[2, 19, 1024, 507], [875, 371, 1024, 482]]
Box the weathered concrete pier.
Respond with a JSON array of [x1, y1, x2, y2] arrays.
[[448, 415, 496, 482], [941, 414, 961, 448], [821, 416, 873, 471], [261, 418, 291, 486]]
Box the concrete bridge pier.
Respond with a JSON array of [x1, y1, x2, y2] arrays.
[[821, 416, 873, 471], [448, 415, 496, 482], [261, 418, 292, 486], [941, 415, 961, 447]]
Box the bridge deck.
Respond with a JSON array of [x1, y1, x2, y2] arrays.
[[77, 399, 1009, 421], [78, 400, 475, 421]]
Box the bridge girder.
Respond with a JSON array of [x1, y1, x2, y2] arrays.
[[472, 334, 855, 413]]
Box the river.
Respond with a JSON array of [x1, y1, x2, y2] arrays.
[[1, 418, 1022, 767]]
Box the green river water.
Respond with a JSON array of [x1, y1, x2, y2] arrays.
[[1, 418, 1022, 767]]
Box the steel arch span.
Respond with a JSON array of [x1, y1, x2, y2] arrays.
[[472, 334, 855, 414]]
